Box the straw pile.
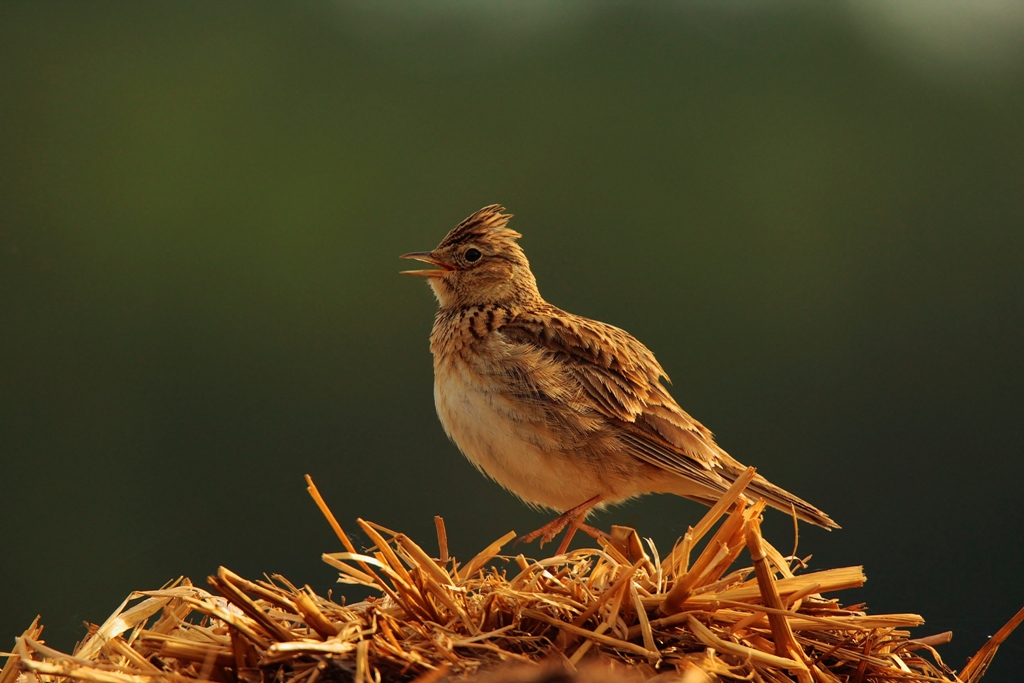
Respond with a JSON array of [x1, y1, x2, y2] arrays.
[[3, 470, 1021, 683]]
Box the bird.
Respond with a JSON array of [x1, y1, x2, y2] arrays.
[[401, 205, 837, 554]]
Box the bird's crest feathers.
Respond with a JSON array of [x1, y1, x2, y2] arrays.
[[439, 205, 521, 248]]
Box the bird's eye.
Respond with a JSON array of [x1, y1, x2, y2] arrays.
[[464, 248, 482, 263]]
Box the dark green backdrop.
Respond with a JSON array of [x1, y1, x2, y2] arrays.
[[2, 2, 1022, 679]]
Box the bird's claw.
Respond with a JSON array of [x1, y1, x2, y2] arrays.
[[517, 520, 569, 547]]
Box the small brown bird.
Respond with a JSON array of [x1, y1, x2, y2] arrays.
[[401, 205, 837, 553]]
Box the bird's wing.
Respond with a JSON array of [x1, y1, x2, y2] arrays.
[[500, 306, 839, 529], [500, 306, 734, 490]]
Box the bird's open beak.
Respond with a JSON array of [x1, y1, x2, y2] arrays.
[[399, 251, 453, 278]]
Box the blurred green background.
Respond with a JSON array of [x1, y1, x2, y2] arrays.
[[2, 1, 1023, 678]]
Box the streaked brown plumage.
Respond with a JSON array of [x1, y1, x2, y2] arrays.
[[401, 205, 837, 551]]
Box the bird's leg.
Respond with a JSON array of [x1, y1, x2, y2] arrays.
[[518, 494, 603, 556]]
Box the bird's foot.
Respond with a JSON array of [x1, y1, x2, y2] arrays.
[[518, 516, 572, 547], [517, 495, 603, 556]]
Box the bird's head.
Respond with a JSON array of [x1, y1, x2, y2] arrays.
[[401, 205, 540, 309]]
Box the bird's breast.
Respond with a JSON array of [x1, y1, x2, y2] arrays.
[[431, 349, 603, 512]]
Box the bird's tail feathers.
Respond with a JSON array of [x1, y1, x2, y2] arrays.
[[735, 471, 839, 530]]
